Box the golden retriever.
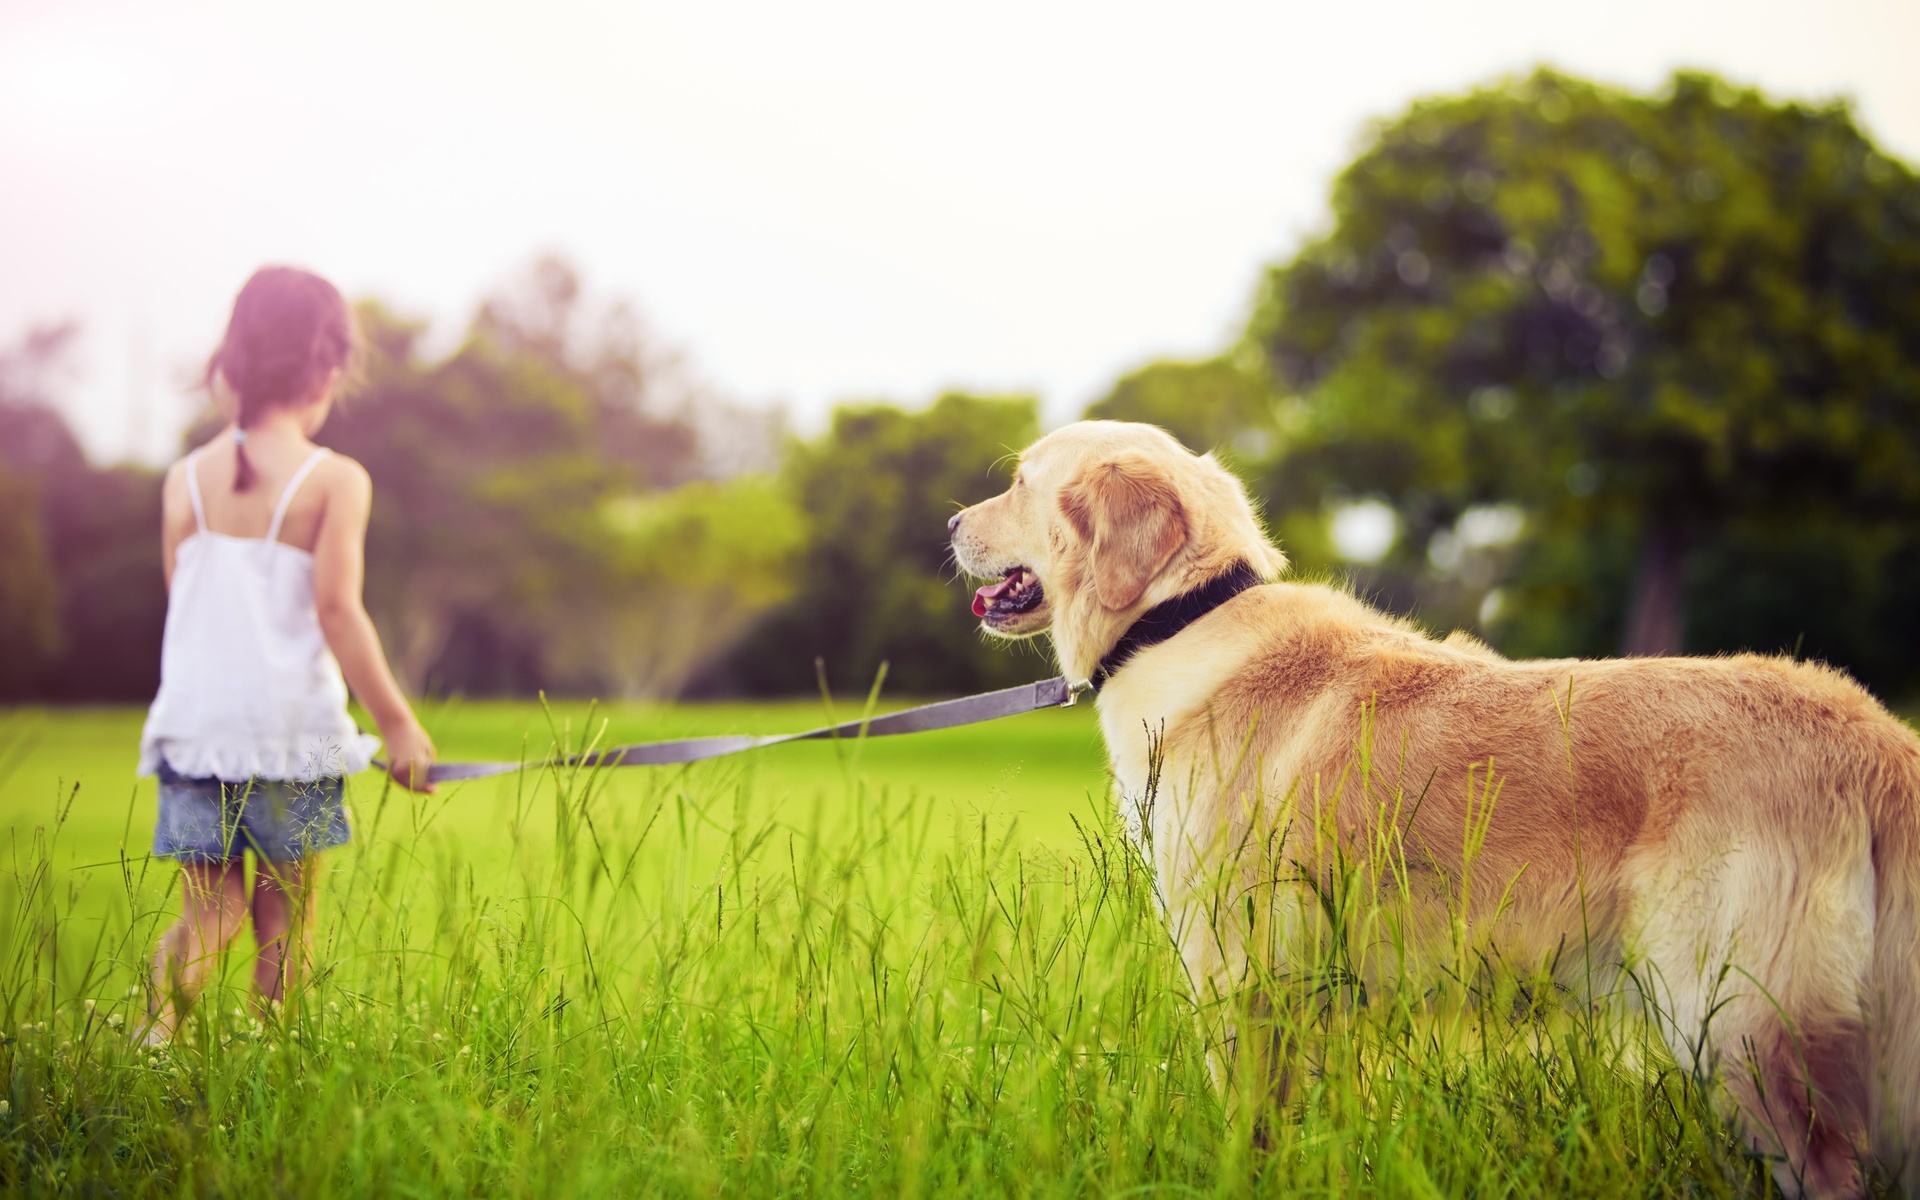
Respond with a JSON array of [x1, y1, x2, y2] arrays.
[[949, 419, 1920, 1199]]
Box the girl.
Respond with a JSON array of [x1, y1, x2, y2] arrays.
[[141, 266, 436, 1039]]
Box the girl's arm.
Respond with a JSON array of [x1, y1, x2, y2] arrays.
[[160, 459, 194, 588], [310, 460, 437, 792]]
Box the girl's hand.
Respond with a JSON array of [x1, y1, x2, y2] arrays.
[[383, 721, 438, 793]]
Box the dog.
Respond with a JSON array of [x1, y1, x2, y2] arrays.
[[948, 419, 1920, 1199]]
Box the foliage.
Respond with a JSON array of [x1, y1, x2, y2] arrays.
[[0, 704, 1776, 1197], [0, 327, 166, 703], [0, 467, 60, 692], [1084, 354, 1277, 459], [160, 259, 795, 701], [1243, 69, 1920, 676], [716, 393, 1046, 697], [570, 478, 809, 698]]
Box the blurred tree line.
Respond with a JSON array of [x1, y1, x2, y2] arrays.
[[4, 69, 1917, 706], [703, 392, 1044, 697], [317, 259, 803, 699], [0, 325, 164, 702], [0, 261, 804, 703]]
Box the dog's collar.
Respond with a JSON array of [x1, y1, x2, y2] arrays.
[[1088, 560, 1262, 692]]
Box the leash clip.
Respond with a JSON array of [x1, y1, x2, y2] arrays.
[[1062, 680, 1093, 708]]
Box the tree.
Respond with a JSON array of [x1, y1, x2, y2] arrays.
[[319, 301, 647, 692], [0, 258, 796, 704], [319, 283, 800, 699], [171, 258, 797, 699], [1248, 70, 1920, 661], [0, 325, 166, 702], [1085, 355, 1277, 459], [715, 393, 1044, 696], [572, 477, 806, 698], [0, 464, 60, 697]]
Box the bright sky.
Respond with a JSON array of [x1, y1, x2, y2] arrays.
[[3, 0, 1915, 465]]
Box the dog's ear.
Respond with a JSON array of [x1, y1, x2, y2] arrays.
[[1059, 455, 1187, 610]]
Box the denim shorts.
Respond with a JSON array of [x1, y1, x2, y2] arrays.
[[154, 764, 352, 863]]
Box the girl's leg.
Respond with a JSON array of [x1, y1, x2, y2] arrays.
[[149, 861, 249, 1040], [250, 857, 315, 1009]]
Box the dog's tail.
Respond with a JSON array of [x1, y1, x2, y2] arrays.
[[1870, 737, 1920, 1195]]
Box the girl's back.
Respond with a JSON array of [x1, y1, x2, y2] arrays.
[[142, 434, 378, 782], [168, 436, 335, 550]]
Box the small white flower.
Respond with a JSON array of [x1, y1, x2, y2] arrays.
[[343, 1041, 355, 1050], [107, 1013, 124, 1029], [458, 1045, 471, 1056], [0, 1099, 11, 1118], [84, 999, 97, 1011]]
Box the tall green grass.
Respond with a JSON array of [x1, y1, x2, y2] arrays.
[[0, 707, 1776, 1197]]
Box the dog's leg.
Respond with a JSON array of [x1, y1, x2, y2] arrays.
[[1633, 845, 1871, 1200], [1177, 884, 1307, 1143], [1661, 985, 1868, 1199], [1228, 984, 1299, 1148]]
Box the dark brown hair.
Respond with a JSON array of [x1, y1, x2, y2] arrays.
[[205, 266, 362, 491]]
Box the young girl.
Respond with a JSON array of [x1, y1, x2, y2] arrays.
[[141, 266, 436, 1038]]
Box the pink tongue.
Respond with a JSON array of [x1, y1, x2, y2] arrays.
[[972, 576, 1017, 617]]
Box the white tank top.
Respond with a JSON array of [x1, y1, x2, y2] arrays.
[[138, 447, 381, 781]]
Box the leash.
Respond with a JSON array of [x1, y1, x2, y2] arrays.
[[396, 560, 1263, 785], [406, 676, 1085, 784]]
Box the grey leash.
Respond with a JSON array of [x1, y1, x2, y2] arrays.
[[405, 676, 1085, 784]]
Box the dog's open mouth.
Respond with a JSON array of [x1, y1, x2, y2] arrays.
[[972, 567, 1044, 624]]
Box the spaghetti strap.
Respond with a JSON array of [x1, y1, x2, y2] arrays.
[[267, 448, 330, 545], [184, 451, 208, 534]]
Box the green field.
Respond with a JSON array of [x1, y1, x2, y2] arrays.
[[1, 700, 1784, 1197]]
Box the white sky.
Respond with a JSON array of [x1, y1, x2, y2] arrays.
[[3, 0, 1916, 465]]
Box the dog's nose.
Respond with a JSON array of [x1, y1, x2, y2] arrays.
[[947, 512, 962, 536]]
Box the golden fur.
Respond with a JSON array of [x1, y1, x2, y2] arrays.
[[950, 420, 1920, 1200]]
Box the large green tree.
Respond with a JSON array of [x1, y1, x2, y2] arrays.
[[1248, 70, 1920, 668]]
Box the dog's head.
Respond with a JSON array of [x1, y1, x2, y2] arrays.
[[949, 420, 1285, 684]]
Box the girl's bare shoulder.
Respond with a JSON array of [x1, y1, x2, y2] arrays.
[[313, 450, 374, 507], [160, 456, 193, 514]]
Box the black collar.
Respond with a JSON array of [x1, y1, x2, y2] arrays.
[[1089, 560, 1262, 691]]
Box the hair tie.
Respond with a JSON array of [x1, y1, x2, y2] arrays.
[[233, 429, 248, 445]]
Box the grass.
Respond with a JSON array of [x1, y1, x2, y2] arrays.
[[0, 698, 1782, 1197]]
